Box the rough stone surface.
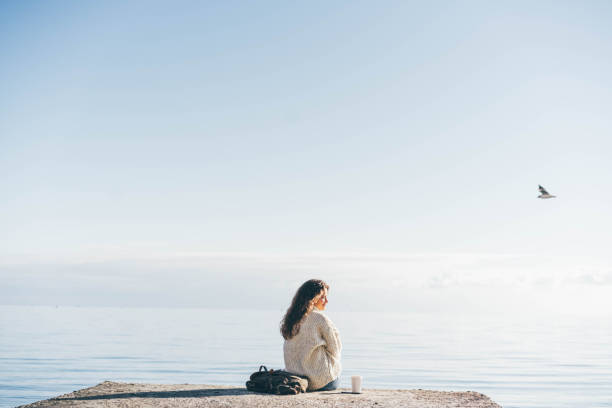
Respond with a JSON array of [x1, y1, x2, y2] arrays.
[[19, 381, 502, 408]]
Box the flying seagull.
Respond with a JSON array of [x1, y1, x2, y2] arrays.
[[538, 185, 556, 199]]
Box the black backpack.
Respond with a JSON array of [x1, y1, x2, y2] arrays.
[[246, 365, 309, 395]]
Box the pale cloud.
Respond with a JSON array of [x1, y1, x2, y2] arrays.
[[563, 269, 612, 286], [1, 250, 611, 316]]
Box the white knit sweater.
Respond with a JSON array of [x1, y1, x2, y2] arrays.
[[283, 309, 342, 391]]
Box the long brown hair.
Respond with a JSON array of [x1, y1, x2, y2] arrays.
[[280, 279, 329, 340]]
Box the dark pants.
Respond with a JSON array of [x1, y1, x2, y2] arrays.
[[316, 377, 340, 391]]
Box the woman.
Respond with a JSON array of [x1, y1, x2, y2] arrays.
[[280, 279, 342, 391]]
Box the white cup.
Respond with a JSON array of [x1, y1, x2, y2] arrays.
[[351, 375, 362, 393]]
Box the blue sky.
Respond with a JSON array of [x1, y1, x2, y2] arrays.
[[2, 1, 611, 314]]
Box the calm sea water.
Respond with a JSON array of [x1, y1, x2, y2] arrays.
[[0, 305, 610, 408]]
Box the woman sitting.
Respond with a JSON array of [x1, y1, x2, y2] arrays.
[[280, 279, 342, 391]]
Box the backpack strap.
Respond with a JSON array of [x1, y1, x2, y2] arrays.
[[259, 365, 267, 372]]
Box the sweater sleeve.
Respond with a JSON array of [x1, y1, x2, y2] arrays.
[[319, 314, 342, 358]]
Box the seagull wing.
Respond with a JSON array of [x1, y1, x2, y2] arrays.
[[538, 185, 550, 195]]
